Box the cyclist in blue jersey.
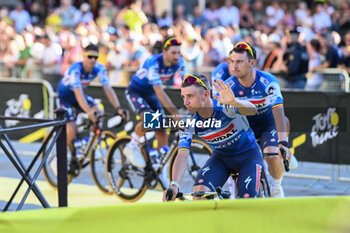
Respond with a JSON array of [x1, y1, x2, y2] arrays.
[[211, 61, 232, 95], [123, 37, 186, 170], [57, 44, 128, 174], [163, 74, 264, 201], [225, 42, 293, 198]]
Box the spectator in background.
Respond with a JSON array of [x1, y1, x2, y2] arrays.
[[157, 11, 172, 28], [0, 6, 12, 25], [262, 34, 284, 72], [313, 3, 332, 33], [339, 31, 350, 75], [281, 29, 309, 89], [152, 25, 170, 54], [100, 0, 119, 26], [294, 1, 309, 27], [60, 31, 83, 75], [117, 0, 148, 39], [203, 2, 220, 28], [75, 2, 94, 24], [54, 0, 77, 29], [190, 5, 207, 28], [97, 43, 109, 66], [9, 2, 31, 33], [203, 29, 221, 67], [143, 4, 157, 24], [173, 4, 185, 25], [29, 1, 44, 27], [265, 1, 284, 28], [239, 2, 255, 30], [106, 40, 129, 85], [333, 2, 350, 32], [252, 0, 265, 32], [218, 0, 239, 27], [181, 36, 202, 70], [305, 38, 323, 90], [310, 33, 339, 73]]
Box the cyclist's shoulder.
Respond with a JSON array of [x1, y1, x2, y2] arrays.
[[68, 62, 83, 71], [93, 62, 107, 71], [256, 69, 279, 85]]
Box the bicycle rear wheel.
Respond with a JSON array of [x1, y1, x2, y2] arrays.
[[168, 139, 212, 193], [106, 136, 148, 202], [41, 130, 74, 189], [89, 130, 116, 194]]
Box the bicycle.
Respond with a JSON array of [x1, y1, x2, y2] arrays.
[[41, 113, 119, 194], [165, 186, 231, 201], [105, 131, 212, 202]]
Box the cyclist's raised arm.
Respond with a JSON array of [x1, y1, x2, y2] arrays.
[[73, 87, 97, 123]]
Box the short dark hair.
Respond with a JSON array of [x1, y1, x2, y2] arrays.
[[181, 74, 211, 91], [229, 42, 257, 60], [84, 43, 99, 53]]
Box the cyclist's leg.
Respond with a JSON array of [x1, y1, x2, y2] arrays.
[[193, 153, 231, 200], [235, 147, 264, 198], [260, 126, 285, 197]]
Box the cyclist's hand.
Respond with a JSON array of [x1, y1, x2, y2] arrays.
[[162, 185, 178, 202], [117, 108, 129, 121], [87, 109, 98, 123], [278, 144, 291, 162], [212, 80, 236, 106]]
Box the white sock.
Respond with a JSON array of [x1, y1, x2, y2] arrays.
[[270, 177, 283, 191], [129, 132, 140, 146]]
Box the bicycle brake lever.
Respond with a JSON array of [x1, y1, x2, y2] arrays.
[[280, 147, 290, 172]]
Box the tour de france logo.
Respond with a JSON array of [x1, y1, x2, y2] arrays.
[[4, 94, 32, 127], [310, 107, 339, 148]]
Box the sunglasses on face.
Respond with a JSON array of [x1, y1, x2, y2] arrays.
[[163, 37, 182, 49], [183, 75, 208, 90], [84, 53, 99, 60], [233, 42, 255, 59]]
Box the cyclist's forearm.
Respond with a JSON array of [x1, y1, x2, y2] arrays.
[[154, 86, 178, 115], [272, 106, 288, 141], [172, 149, 190, 184], [103, 85, 121, 109], [74, 88, 91, 113], [231, 99, 257, 115]]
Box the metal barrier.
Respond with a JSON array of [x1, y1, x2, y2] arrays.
[[316, 68, 350, 93], [0, 109, 68, 211]]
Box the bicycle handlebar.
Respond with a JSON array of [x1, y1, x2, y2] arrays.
[[280, 147, 290, 172], [165, 187, 231, 201]]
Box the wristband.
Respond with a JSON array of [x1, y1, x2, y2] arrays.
[[278, 141, 288, 147], [170, 181, 181, 191]]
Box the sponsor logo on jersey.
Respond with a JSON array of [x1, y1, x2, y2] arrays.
[[201, 123, 238, 143], [249, 98, 268, 109]]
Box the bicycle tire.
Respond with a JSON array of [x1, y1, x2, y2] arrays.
[[168, 139, 212, 193], [258, 167, 271, 198], [89, 130, 116, 194], [106, 136, 148, 202], [41, 130, 74, 189]]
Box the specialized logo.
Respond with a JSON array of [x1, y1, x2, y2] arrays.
[[244, 176, 252, 190], [202, 123, 237, 143], [143, 110, 162, 129], [202, 166, 210, 176], [310, 108, 339, 147]]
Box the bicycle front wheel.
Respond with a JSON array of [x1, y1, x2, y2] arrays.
[[41, 130, 74, 189], [89, 130, 117, 194], [106, 136, 148, 202], [168, 139, 212, 193]]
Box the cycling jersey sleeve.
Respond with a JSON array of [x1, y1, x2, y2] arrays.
[[98, 65, 110, 86], [70, 67, 83, 89], [148, 62, 162, 86], [178, 58, 187, 78], [178, 114, 194, 150], [265, 76, 283, 108]]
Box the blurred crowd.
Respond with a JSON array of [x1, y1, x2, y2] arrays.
[[0, 0, 350, 90]]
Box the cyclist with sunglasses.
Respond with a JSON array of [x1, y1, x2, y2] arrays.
[[163, 74, 264, 201], [224, 42, 293, 198], [123, 37, 186, 171], [57, 44, 128, 170]]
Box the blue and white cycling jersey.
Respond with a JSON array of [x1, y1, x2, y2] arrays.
[[211, 62, 231, 83], [225, 69, 283, 130], [128, 53, 186, 93], [57, 62, 110, 100], [178, 99, 258, 156]]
